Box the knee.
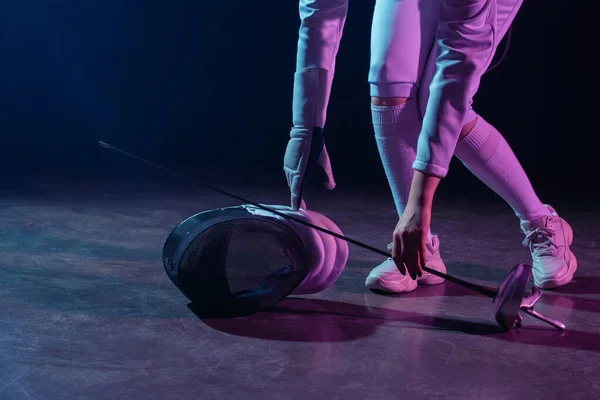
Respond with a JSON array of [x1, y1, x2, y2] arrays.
[[459, 116, 478, 140], [370, 97, 421, 135], [371, 97, 411, 106]]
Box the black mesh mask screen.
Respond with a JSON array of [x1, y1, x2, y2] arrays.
[[163, 212, 311, 317]]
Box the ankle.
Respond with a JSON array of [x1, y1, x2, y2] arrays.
[[519, 208, 553, 224]]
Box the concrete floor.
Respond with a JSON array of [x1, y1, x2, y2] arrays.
[[1, 181, 598, 399]]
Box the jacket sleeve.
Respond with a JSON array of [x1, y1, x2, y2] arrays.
[[413, 0, 496, 177], [292, 0, 348, 129]]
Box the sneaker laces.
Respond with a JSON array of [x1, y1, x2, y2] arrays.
[[522, 227, 556, 257]]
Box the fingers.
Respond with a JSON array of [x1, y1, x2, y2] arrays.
[[401, 231, 419, 280], [417, 236, 426, 278], [392, 208, 430, 281], [291, 193, 307, 211], [316, 145, 336, 190], [300, 199, 307, 210], [392, 234, 406, 276], [393, 231, 426, 281], [286, 168, 302, 211], [291, 193, 301, 211]]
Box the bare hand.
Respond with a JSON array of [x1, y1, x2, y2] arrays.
[[392, 202, 432, 281]]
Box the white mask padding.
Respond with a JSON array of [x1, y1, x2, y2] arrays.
[[291, 208, 335, 294], [242, 204, 349, 294], [303, 209, 348, 293]]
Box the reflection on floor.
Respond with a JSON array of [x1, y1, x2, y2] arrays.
[[1, 182, 598, 399]]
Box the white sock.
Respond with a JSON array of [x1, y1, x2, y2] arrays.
[[372, 101, 433, 240], [455, 115, 551, 221]]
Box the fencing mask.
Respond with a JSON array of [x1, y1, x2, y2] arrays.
[[163, 204, 349, 317]]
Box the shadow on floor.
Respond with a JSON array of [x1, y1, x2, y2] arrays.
[[551, 276, 600, 295], [199, 297, 600, 352], [198, 297, 503, 342]]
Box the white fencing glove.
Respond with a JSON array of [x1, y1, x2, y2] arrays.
[[284, 67, 336, 211]]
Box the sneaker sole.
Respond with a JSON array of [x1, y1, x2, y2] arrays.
[[418, 274, 446, 286], [418, 257, 447, 286], [365, 275, 418, 293], [535, 248, 577, 289]]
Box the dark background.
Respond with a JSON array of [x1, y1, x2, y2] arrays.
[[0, 1, 594, 204]]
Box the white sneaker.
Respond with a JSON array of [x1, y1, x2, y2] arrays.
[[520, 205, 577, 289], [365, 235, 447, 293]]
